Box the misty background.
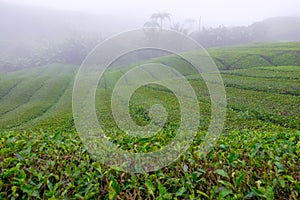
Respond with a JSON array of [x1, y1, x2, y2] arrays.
[[0, 0, 300, 71]]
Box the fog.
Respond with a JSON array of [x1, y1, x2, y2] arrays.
[[4, 0, 300, 27], [1, 0, 300, 71]]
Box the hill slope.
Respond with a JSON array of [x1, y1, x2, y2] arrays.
[[0, 43, 299, 199], [0, 43, 299, 130]]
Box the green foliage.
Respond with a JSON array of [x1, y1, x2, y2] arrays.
[[0, 129, 299, 199], [207, 42, 300, 70], [0, 43, 299, 199]]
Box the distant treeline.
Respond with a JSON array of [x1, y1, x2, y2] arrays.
[[192, 25, 257, 47], [0, 14, 299, 72], [0, 34, 102, 72], [191, 17, 300, 47]]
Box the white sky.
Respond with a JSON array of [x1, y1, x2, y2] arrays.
[[3, 0, 300, 27]]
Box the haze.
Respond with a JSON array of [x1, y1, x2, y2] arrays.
[[4, 0, 300, 27], [1, 0, 300, 72]]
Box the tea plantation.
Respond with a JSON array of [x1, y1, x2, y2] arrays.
[[0, 43, 299, 199]]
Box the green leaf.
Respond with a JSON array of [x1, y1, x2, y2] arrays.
[[235, 173, 245, 186], [278, 179, 286, 188], [228, 153, 238, 163], [12, 185, 17, 196], [197, 190, 209, 198], [251, 187, 263, 197], [75, 194, 84, 199], [251, 143, 262, 157], [145, 179, 155, 196], [163, 193, 172, 199], [244, 191, 255, 199], [158, 183, 167, 196], [52, 132, 60, 140], [47, 179, 53, 191], [214, 169, 229, 179], [109, 176, 120, 199], [21, 184, 39, 197], [218, 180, 234, 189], [219, 144, 228, 149], [274, 161, 286, 172], [265, 185, 274, 199], [283, 175, 294, 182], [176, 187, 186, 196], [16, 153, 23, 160], [19, 169, 26, 180], [218, 189, 232, 199], [295, 182, 300, 192]]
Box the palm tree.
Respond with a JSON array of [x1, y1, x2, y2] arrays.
[[143, 20, 160, 31], [150, 12, 171, 30], [143, 20, 160, 40]]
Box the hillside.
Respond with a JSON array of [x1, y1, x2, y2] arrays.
[[0, 43, 299, 130], [0, 43, 299, 199], [158, 42, 300, 71]]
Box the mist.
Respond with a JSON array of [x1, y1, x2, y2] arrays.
[[1, 0, 300, 71], [4, 0, 300, 27]]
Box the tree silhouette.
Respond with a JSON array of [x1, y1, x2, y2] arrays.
[[143, 20, 160, 31], [170, 22, 190, 35], [150, 12, 171, 30]]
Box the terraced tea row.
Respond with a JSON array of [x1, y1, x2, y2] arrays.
[[0, 64, 77, 129]]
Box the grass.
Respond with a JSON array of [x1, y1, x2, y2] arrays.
[[0, 43, 299, 199]]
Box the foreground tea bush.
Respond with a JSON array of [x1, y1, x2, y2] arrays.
[[1, 129, 299, 199]]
